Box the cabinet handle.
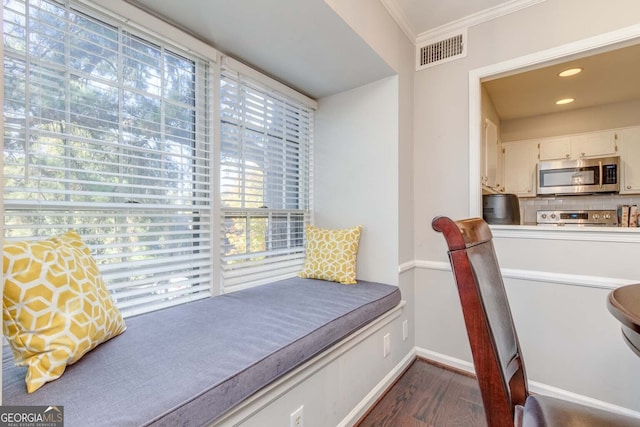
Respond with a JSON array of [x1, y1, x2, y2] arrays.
[[628, 185, 632, 189], [581, 152, 586, 157], [565, 154, 570, 158]]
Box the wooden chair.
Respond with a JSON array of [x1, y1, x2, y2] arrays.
[[432, 216, 639, 427]]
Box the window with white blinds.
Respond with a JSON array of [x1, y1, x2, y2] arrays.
[[220, 66, 313, 290], [3, 0, 214, 317]]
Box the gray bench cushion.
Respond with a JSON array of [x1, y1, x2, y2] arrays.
[[3, 277, 401, 426]]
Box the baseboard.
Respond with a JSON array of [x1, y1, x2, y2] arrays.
[[527, 380, 640, 419], [338, 348, 417, 427], [416, 346, 640, 419], [416, 347, 475, 374]]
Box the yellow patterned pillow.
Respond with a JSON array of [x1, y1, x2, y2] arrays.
[[3, 231, 126, 393], [299, 225, 362, 285]]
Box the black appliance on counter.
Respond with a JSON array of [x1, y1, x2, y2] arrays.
[[482, 194, 521, 225]]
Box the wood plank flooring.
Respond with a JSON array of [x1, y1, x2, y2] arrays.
[[356, 358, 487, 427]]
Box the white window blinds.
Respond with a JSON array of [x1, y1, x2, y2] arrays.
[[220, 64, 313, 290], [3, 0, 214, 317]]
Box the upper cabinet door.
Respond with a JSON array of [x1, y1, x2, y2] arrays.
[[503, 141, 537, 197], [573, 131, 618, 158], [482, 118, 501, 189], [539, 136, 571, 160], [620, 128, 640, 194], [537, 131, 618, 161]]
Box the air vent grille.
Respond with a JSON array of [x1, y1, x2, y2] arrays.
[[416, 30, 467, 70]]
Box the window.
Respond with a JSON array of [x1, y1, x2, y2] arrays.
[[3, 0, 214, 317], [220, 63, 314, 290]]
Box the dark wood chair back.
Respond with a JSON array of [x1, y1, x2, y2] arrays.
[[432, 216, 528, 427]]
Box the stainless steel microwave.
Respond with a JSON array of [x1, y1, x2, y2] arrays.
[[537, 156, 620, 195]]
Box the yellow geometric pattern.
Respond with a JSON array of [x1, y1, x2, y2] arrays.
[[3, 231, 126, 393], [299, 225, 362, 285]]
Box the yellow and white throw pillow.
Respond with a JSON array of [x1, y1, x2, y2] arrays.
[[3, 231, 126, 393], [299, 225, 362, 285]]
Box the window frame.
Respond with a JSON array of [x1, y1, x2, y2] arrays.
[[1, 0, 317, 314], [2, 0, 220, 317], [219, 59, 315, 292]]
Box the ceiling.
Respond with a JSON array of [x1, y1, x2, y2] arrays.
[[126, 0, 640, 119], [127, 0, 395, 99], [484, 42, 640, 121], [127, 0, 517, 99]]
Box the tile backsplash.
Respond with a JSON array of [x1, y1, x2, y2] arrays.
[[519, 194, 640, 225]]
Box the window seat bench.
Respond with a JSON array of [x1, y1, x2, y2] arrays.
[[2, 277, 401, 427]]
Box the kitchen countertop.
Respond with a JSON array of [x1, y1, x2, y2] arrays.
[[519, 224, 635, 228], [487, 223, 640, 243]]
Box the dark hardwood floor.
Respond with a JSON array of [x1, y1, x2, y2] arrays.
[[356, 358, 487, 427]]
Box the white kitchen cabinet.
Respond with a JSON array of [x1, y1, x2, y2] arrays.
[[538, 136, 571, 160], [537, 131, 618, 161], [620, 127, 640, 194], [503, 141, 538, 197], [572, 130, 618, 159], [481, 117, 504, 191]]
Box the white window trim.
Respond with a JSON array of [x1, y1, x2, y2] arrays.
[[2, 0, 317, 307], [222, 57, 318, 110], [79, 0, 220, 64], [3, 0, 218, 316], [219, 60, 315, 292]]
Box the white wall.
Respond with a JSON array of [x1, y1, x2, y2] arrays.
[[315, 77, 399, 286], [481, 84, 500, 127], [324, 0, 415, 266], [321, 0, 415, 348], [496, 235, 640, 409], [414, 0, 640, 414], [313, 3, 419, 419]]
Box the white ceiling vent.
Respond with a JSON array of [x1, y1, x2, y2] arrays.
[[416, 29, 467, 71]]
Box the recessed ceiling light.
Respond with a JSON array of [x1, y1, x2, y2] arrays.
[[558, 68, 582, 77], [556, 98, 575, 105]]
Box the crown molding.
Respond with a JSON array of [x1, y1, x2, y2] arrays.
[[378, 0, 416, 44], [415, 0, 545, 45]]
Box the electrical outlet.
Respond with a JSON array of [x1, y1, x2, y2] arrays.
[[402, 320, 408, 341], [290, 405, 304, 427], [383, 333, 390, 357]]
